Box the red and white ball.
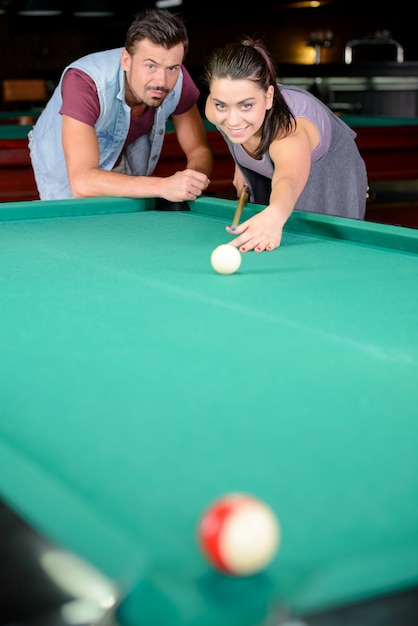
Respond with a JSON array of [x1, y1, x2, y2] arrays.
[[197, 493, 281, 576]]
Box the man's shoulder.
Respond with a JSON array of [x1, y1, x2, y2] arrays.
[[70, 48, 124, 69]]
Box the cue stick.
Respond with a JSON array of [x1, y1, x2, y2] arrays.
[[231, 190, 249, 230]]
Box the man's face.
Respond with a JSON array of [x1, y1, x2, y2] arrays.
[[121, 39, 185, 108]]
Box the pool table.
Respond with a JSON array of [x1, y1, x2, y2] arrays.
[[0, 108, 43, 123], [0, 113, 234, 205], [340, 115, 418, 230], [340, 115, 418, 182], [1, 195, 418, 626], [162, 115, 418, 185], [0, 121, 39, 203], [158, 116, 418, 229]]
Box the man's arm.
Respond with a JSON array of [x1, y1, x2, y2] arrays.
[[61, 114, 210, 201], [171, 105, 213, 177]]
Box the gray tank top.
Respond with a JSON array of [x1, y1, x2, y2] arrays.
[[223, 84, 367, 220]]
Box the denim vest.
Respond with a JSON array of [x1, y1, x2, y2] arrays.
[[29, 48, 183, 200]]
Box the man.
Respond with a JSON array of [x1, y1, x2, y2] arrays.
[[29, 9, 213, 201]]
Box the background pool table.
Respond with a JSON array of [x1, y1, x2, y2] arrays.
[[0, 110, 39, 203], [0, 195, 417, 626], [157, 115, 418, 229], [0, 108, 43, 123], [340, 115, 418, 181], [1, 114, 418, 228]]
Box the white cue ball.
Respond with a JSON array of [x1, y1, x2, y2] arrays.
[[210, 244, 241, 275]]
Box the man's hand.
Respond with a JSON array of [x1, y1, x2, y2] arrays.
[[160, 169, 210, 202]]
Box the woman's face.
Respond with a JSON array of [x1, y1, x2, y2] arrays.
[[208, 78, 274, 144]]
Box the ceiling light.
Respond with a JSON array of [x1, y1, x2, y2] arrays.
[[156, 0, 183, 7], [73, 1, 114, 17], [18, 0, 63, 16]]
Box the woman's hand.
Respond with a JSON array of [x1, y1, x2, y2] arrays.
[[225, 204, 285, 252]]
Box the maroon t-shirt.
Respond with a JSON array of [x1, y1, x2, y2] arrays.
[[60, 65, 200, 148]]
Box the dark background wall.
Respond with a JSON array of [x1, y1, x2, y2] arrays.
[[0, 0, 416, 91]]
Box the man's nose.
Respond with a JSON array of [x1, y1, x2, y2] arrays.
[[154, 68, 167, 86]]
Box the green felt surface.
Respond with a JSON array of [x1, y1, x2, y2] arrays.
[[340, 115, 418, 127], [0, 108, 43, 119], [0, 196, 417, 626], [1, 114, 416, 141], [0, 124, 32, 138], [0, 107, 41, 138], [163, 116, 418, 135]]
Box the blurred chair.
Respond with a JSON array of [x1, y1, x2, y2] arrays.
[[1, 78, 49, 110]]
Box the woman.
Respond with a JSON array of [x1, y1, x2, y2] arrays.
[[204, 38, 368, 252]]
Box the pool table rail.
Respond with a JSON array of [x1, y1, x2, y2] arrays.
[[1, 194, 418, 254]]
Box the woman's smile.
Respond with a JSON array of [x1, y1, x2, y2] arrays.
[[225, 124, 249, 138]]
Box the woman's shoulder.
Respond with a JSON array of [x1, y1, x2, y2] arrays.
[[279, 84, 325, 114]]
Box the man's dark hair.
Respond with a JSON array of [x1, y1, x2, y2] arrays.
[[125, 8, 189, 58]]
